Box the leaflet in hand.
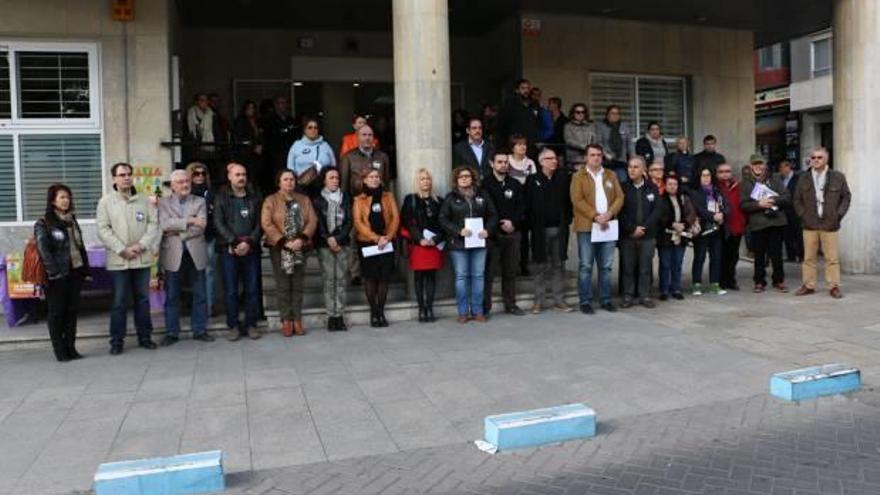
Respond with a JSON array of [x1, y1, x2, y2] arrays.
[[750, 182, 779, 201], [464, 217, 485, 249], [361, 243, 394, 257], [422, 229, 437, 242], [591, 219, 619, 243]]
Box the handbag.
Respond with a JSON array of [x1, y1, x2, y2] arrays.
[[22, 236, 48, 285]]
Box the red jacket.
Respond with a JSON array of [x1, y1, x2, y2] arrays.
[[719, 178, 746, 236]]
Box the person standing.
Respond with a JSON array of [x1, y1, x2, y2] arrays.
[[547, 97, 568, 149], [690, 168, 729, 296], [497, 79, 540, 158], [647, 161, 666, 196], [261, 170, 318, 337], [353, 169, 399, 327], [261, 95, 297, 187], [287, 117, 337, 197], [158, 170, 214, 346], [186, 93, 218, 181], [34, 184, 90, 361], [775, 160, 803, 262], [507, 134, 536, 275], [440, 166, 497, 323], [794, 148, 851, 299], [339, 124, 391, 197], [595, 105, 634, 184], [481, 151, 526, 316], [563, 103, 597, 170], [313, 167, 353, 331], [231, 100, 264, 187], [400, 169, 445, 322], [214, 163, 263, 341], [693, 135, 727, 177], [571, 144, 624, 314], [716, 163, 746, 291], [452, 117, 495, 181], [664, 137, 696, 191], [525, 148, 573, 313], [186, 162, 218, 315], [740, 154, 790, 293], [339, 114, 380, 157], [96, 162, 160, 355], [657, 175, 698, 301], [618, 156, 662, 308], [635, 122, 668, 166]]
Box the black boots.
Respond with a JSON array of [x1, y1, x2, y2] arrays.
[[370, 307, 388, 327], [327, 316, 348, 332]]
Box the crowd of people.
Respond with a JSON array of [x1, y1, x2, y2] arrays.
[[32, 79, 852, 362]]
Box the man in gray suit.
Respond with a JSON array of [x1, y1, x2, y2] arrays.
[[158, 169, 215, 345]]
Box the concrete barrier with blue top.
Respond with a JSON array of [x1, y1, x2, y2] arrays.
[[94, 450, 224, 495], [484, 403, 596, 451], [770, 364, 861, 402]]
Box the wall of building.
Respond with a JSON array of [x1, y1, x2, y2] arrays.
[[520, 14, 756, 169], [0, 0, 174, 254]]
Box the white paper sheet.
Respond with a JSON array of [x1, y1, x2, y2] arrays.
[[464, 217, 485, 249], [591, 219, 619, 243], [361, 243, 395, 257], [422, 229, 437, 241], [750, 182, 779, 201]]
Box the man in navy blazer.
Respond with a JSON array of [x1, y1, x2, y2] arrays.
[[453, 117, 496, 181]]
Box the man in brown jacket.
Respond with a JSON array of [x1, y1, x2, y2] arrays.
[[793, 147, 851, 298], [339, 125, 390, 197], [570, 143, 624, 314]]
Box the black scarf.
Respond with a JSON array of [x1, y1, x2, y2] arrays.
[[365, 186, 386, 236], [606, 118, 623, 158]]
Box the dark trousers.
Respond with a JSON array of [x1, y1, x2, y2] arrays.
[[164, 251, 208, 337], [110, 267, 153, 347], [658, 244, 685, 295], [484, 231, 521, 312], [46, 271, 84, 360], [620, 237, 655, 300], [783, 217, 804, 261], [692, 232, 722, 285], [721, 234, 742, 288], [220, 250, 261, 332], [751, 226, 785, 286]]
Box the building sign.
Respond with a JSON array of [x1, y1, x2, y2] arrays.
[[133, 165, 163, 197], [755, 86, 790, 109], [111, 0, 134, 22], [521, 18, 542, 37]]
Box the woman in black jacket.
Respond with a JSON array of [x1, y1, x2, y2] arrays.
[[657, 174, 698, 301], [400, 168, 445, 322], [690, 167, 730, 296], [312, 167, 353, 331], [34, 184, 90, 362], [439, 166, 497, 323], [635, 121, 668, 166]]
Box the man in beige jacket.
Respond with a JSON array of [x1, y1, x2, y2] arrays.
[[96, 162, 160, 355]]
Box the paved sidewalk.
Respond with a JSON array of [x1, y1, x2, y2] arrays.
[[0, 274, 879, 494]]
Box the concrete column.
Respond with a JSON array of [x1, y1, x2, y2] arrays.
[[392, 0, 452, 197], [833, 0, 880, 273]]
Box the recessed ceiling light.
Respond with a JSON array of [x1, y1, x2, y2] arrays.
[[352, 82, 361, 87]]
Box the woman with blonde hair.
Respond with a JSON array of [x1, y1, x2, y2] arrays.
[[400, 168, 444, 322]]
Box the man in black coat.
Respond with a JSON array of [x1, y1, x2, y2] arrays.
[[618, 156, 663, 308], [774, 160, 803, 262], [525, 148, 573, 313], [496, 79, 540, 159], [694, 134, 727, 177], [480, 149, 526, 316], [452, 117, 496, 181]]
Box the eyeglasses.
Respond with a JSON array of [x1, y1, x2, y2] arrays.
[[458, 174, 473, 179], [306, 125, 319, 130], [810, 156, 824, 160], [192, 170, 206, 176], [573, 110, 586, 114], [717, 170, 732, 174], [649, 167, 663, 173], [115, 173, 132, 178]]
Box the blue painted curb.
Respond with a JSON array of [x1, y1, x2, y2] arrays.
[[770, 364, 861, 401], [484, 403, 596, 451], [94, 450, 224, 495]]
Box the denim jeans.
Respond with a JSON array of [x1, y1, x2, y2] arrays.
[[692, 231, 722, 285], [109, 267, 153, 346], [164, 250, 208, 337], [576, 232, 616, 305], [658, 244, 686, 295], [449, 248, 487, 317], [220, 250, 260, 331]]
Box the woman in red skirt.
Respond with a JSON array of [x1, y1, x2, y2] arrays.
[[400, 168, 445, 322]]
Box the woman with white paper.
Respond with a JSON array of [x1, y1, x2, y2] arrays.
[[439, 166, 498, 324], [400, 169, 445, 322], [353, 169, 399, 327]]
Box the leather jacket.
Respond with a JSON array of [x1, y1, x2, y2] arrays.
[[34, 214, 90, 279]]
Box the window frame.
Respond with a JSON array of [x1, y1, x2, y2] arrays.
[[588, 72, 689, 144], [0, 40, 104, 226], [810, 33, 833, 79]]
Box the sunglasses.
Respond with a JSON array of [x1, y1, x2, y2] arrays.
[[458, 174, 473, 179], [192, 170, 206, 176], [574, 110, 586, 114], [810, 156, 824, 160]]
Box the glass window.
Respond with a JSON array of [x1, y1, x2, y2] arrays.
[[0, 135, 15, 221], [590, 74, 687, 141], [0, 50, 10, 119], [812, 38, 832, 78], [16, 51, 91, 119]]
